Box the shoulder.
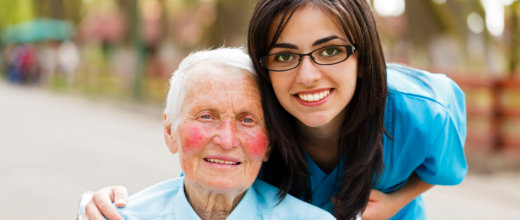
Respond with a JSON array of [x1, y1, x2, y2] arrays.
[[384, 64, 466, 142], [252, 180, 335, 220], [386, 63, 464, 108], [116, 177, 182, 219], [377, 64, 468, 190]]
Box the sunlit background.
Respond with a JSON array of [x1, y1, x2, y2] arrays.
[[4, 0, 516, 165], [0, 0, 519, 219]]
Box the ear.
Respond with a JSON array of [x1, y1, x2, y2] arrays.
[[164, 113, 178, 154]]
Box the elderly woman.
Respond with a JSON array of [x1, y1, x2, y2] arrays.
[[82, 48, 334, 220]]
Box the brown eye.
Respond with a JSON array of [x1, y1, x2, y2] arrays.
[[320, 47, 340, 57], [274, 53, 296, 62]]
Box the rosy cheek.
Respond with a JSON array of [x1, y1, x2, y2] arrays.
[[244, 130, 269, 159], [180, 125, 207, 152]]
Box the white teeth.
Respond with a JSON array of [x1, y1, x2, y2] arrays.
[[206, 158, 238, 165], [298, 90, 330, 102]]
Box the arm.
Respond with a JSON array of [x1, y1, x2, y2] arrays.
[[361, 174, 433, 220], [82, 186, 128, 220]]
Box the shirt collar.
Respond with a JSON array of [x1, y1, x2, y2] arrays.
[[174, 177, 204, 219], [226, 184, 257, 220], [175, 177, 257, 220]]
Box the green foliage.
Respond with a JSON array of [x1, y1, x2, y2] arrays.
[[507, 1, 519, 74], [0, 0, 35, 30]]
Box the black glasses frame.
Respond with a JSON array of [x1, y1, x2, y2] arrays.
[[259, 44, 357, 72]]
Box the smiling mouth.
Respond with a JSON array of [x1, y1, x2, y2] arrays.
[[204, 158, 241, 165], [295, 89, 332, 102]]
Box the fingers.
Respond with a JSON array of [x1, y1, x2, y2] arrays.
[[84, 200, 106, 220], [89, 187, 125, 220], [112, 186, 128, 207], [81, 213, 89, 220]]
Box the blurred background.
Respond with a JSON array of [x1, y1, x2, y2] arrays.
[[0, 0, 519, 219]]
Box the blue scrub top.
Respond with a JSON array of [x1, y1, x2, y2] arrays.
[[306, 64, 468, 219], [116, 176, 334, 220]]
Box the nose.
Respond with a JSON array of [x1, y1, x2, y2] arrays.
[[295, 56, 322, 86], [212, 120, 240, 149]]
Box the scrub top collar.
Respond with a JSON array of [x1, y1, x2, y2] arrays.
[[305, 152, 344, 211]]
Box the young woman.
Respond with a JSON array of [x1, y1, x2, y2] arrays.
[[83, 1, 467, 220]]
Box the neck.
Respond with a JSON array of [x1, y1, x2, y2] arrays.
[[297, 109, 346, 173], [184, 180, 245, 220]]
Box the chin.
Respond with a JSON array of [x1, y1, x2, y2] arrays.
[[204, 182, 247, 193], [200, 177, 239, 189], [302, 121, 331, 128], [295, 114, 333, 128]]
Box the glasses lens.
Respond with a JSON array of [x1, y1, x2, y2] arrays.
[[261, 45, 355, 71], [312, 45, 349, 65], [264, 52, 299, 71]]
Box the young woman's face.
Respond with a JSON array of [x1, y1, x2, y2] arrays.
[[267, 4, 358, 128]]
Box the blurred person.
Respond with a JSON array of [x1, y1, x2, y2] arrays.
[[21, 44, 38, 84], [57, 40, 80, 86], [7, 44, 25, 83], [110, 45, 136, 92], [80, 48, 335, 220], [86, 1, 467, 219], [37, 41, 59, 86], [8, 43, 39, 84], [1, 43, 16, 78]]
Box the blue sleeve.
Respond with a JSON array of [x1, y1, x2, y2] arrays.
[[415, 75, 467, 185]]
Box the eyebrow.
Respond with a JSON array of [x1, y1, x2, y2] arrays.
[[271, 35, 344, 50], [313, 35, 340, 46], [271, 43, 297, 49]]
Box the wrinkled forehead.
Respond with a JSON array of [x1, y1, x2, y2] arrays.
[[184, 64, 261, 101]]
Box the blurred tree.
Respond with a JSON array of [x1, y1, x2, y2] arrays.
[[116, 0, 134, 44], [63, 0, 84, 24], [375, 0, 488, 70], [506, 1, 519, 75], [158, 0, 169, 41], [0, 0, 35, 30], [30, 0, 83, 23], [202, 0, 251, 47], [32, 0, 64, 19], [403, 0, 480, 52], [131, 0, 145, 99]]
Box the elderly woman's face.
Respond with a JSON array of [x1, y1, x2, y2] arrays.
[[173, 65, 268, 193]]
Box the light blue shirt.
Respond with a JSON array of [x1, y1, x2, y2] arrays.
[[306, 64, 468, 219], [116, 176, 335, 220]]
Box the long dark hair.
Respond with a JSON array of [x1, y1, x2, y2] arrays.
[[248, 0, 387, 219]]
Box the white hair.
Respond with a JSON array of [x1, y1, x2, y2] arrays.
[[164, 47, 256, 132]]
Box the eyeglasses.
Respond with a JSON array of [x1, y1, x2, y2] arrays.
[[259, 44, 357, 72]]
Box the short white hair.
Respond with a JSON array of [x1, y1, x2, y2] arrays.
[[164, 47, 256, 132]]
